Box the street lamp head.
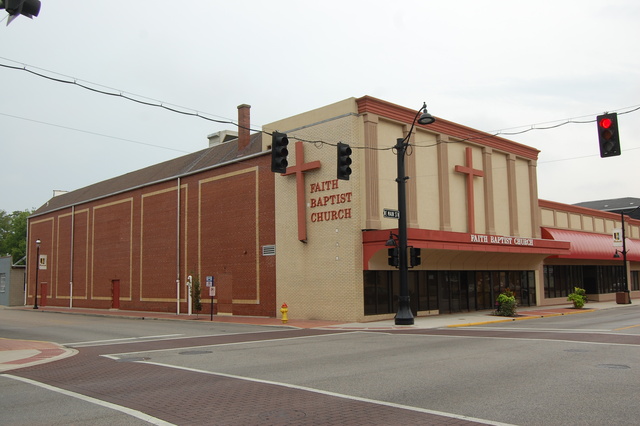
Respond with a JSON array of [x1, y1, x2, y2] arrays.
[[613, 250, 621, 258], [385, 232, 398, 247], [417, 112, 435, 125], [36, 239, 41, 246], [417, 103, 436, 125]]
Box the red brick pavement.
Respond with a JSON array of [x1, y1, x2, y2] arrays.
[[8, 329, 496, 425]]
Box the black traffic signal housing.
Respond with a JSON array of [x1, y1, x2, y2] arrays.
[[409, 247, 421, 268], [337, 142, 352, 180], [387, 248, 399, 267], [597, 113, 621, 158], [271, 132, 289, 173], [1, 0, 41, 23]]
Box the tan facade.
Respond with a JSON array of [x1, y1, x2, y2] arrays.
[[265, 97, 581, 322], [265, 99, 364, 321]]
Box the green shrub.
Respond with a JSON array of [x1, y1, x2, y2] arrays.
[[567, 287, 587, 309], [495, 288, 517, 317]]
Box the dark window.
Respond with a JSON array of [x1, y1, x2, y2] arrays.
[[544, 265, 625, 296], [364, 269, 536, 316]]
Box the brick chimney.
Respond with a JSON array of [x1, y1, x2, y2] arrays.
[[237, 104, 251, 153]]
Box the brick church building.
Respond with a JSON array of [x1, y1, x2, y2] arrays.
[[27, 97, 640, 322]]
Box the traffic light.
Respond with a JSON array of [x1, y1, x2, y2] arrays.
[[271, 132, 289, 173], [337, 142, 352, 180], [409, 247, 421, 267], [387, 248, 399, 267], [1, 0, 41, 24], [596, 113, 621, 158]]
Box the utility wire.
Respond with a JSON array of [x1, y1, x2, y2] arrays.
[[2, 57, 639, 154], [0, 58, 262, 134], [413, 104, 640, 149], [0, 111, 191, 153]]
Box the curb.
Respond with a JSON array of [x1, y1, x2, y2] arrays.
[[0, 338, 78, 372], [446, 308, 597, 328]]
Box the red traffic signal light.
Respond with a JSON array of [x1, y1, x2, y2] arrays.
[[597, 113, 621, 158]]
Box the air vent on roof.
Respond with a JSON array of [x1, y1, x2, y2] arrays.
[[262, 245, 276, 256], [207, 130, 238, 147]]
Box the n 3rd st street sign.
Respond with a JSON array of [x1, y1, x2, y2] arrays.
[[383, 208, 400, 219]]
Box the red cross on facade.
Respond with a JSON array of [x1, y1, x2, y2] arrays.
[[283, 141, 321, 242], [455, 147, 484, 234]]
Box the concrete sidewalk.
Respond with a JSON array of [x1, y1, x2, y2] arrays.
[[329, 300, 628, 329], [0, 338, 77, 372], [0, 300, 632, 372], [7, 299, 630, 329]]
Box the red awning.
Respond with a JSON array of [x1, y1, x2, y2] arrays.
[[362, 228, 571, 270], [541, 227, 640, 261]]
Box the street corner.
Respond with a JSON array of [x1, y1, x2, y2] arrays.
[[0, 338, 77, 372]]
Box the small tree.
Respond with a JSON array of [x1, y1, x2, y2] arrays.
[[191, 274, 202, 315], [0, 209, 32, 261]]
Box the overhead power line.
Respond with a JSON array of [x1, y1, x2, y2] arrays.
[[1, 56, 638, 154], [0, 57, 260, 133], [0, 111, 191, 154]]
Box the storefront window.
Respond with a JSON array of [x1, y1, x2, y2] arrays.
[[544, 265, 628, 296], [364, 269, 535, 315]]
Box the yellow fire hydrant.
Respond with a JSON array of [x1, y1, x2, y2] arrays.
[[280, 303, 288, 324]]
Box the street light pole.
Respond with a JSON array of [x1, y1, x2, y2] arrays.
[[618, 211, 631, 304], [394, 137, 413, 325], [611, 206, 638, 304], [393, 103, 436, 326], [33, 239, 41, 309]]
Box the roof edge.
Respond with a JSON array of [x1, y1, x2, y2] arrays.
[[29, 150, 269, 219]]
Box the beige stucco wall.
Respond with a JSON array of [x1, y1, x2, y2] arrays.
[[265, 97, 546, 321], [265, 98, 367, 322]]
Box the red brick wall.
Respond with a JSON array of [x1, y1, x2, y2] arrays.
[[27, 154, 276, 316]]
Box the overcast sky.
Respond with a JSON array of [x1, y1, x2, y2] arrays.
[[1, 0, 638, 213]]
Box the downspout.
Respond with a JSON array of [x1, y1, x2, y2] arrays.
[[176, 177, 181, 314], [70, 205, 75, 308]]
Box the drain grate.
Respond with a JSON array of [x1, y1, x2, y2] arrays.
[[178, 350, 213, 355]]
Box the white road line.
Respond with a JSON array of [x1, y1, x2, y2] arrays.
[[64, 334, 184, 347], [406, 332, 640, 347], [463, 327, 612, 332], [101, 331, 360, 359], [1, 374, 175, 426], [67, 328, 287, 348], [140, 361, 514, 426]]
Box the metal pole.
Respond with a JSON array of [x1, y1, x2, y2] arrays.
[[70, 205, 75, 309], [33, 241, 40, 309], [395, 137, 414, 325], [620, 212, 631, 304]]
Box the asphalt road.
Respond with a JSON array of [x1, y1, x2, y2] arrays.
[[1, 306, 639, 425]]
